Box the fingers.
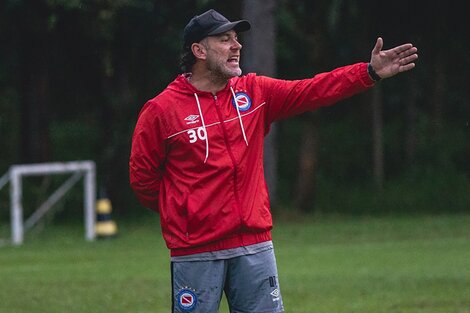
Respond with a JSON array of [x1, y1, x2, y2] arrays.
[[393, 43, 415, 55], [400, 53, 419, 66], [400, 46, 418, 58], [399, 62, 416, 73], [370, 37, 418, 77], [372, 37, 383, 54], [383, 44, 417, 66]]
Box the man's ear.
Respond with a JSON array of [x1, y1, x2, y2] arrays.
[[191, 42, 207, 60]]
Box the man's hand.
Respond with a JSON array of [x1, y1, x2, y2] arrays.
[[369, 37, 418, 79]]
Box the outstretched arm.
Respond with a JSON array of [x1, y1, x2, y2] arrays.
[[369, 37, 418, 80]]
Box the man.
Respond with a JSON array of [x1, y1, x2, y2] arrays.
[[129, 9, 418, 313]]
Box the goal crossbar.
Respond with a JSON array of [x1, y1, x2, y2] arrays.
[[0, 161, 96, 245]]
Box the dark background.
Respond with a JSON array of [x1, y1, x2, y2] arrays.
[[1, 0, 469, 220]]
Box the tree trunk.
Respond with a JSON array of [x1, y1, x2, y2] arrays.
[[291, 2, 330, 214], [428, 4, 447, 166], [431, 51, 445, 134], [371, 85, 384, 191], [294, 114, 318, 212], [242, 0, 279, 205], [19, 0, 52, 163], [405, 76, 419, 166]]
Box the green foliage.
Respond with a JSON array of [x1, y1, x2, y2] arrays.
[[0, 88, 20, 171], [314, 166, 470, 216], [1, 0, 469, 216], [277, 100, 470, 215], [50, 121, 99, 161]]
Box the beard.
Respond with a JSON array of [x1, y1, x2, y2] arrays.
[[206, 52, 242, 82]]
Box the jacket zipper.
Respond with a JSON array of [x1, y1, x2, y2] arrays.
[[213, 94, 244, 226]]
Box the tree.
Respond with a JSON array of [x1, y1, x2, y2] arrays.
[[280, 0, 334, 213], [371, 85, 384, 190], [16, 0, 53, 163], [242, 0, 279, 206]]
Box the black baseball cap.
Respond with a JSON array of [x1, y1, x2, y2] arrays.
[[183, 9, 251, 48]]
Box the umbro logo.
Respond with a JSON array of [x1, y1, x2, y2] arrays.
[[270, 289, 280, 298], [270, 288, 281, 302], [184, 114, 200, 125]]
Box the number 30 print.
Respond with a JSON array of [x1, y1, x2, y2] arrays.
[[187, 127, 207, 143]]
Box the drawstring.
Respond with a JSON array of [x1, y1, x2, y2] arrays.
[[230, 87, 249, 146], [193, 88, 249, 163], [194, 93, 209, 163]]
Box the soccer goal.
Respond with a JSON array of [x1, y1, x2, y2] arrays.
[[0, 161, 96, 245]]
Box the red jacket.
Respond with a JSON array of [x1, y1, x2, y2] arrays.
[[130, 62, 374, 256]]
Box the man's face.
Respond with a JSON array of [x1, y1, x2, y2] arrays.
[[201, 30, 242, 79]]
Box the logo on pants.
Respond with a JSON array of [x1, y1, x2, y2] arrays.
[[270, 288, 280, 301], [177, 288, 197, 311]]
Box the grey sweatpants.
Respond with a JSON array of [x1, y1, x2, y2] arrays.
[[171, 248, 284, 313]]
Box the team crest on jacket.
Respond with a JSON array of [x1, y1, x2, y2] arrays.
[[232, 92, 252, 112]]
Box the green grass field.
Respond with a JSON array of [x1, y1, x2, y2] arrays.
[[1, 213, 469, 313]]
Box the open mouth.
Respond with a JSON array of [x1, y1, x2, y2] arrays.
[[227, 56, 239, 64]]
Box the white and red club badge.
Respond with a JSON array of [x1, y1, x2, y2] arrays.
[[177, 288, 198, 311], [232, 91, 252, 112]]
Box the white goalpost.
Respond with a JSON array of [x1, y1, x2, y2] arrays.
[[0, 161, 97, 245]]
